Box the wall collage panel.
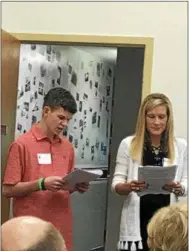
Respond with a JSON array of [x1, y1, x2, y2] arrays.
[[15, 44, 115, 169]]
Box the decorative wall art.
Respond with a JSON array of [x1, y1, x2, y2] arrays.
[[15, 44, 115, 168]]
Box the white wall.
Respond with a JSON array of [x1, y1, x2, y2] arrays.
[[2, 2, 187, 139]]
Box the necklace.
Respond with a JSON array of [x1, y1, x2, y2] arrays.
[[152, 145, 161, 155]]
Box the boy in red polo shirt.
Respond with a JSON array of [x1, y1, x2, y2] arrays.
[[3, 87, 89, 251]]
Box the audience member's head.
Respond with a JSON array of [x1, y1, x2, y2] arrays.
[[147, 202, 188, 251], [1, 216, 67, 251]]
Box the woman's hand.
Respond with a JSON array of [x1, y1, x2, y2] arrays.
[[115, 180, 148, 195], [129, 180, 148, 193], [163, 181, 184, 196]]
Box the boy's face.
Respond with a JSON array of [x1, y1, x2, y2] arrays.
[[43, 106, 73, 136]]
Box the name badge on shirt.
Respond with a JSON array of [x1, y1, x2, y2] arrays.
[[37, 153, 52, 164]]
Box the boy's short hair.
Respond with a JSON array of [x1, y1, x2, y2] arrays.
[[43, 87, 77, 114]]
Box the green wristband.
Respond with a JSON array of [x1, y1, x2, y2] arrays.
[[38, 178, 43, 191]]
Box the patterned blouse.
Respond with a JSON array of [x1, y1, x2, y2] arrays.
[[143, 143, 167, 166]]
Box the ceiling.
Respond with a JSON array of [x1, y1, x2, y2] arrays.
[[74, 46, 117, 64]]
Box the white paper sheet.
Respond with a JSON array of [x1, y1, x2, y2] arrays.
[[62, 169, 103, 190], [137, 165, 177, 196]]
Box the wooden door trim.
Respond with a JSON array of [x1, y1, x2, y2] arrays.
[[10, 32, 154, 100], [1, 29, 21, 224]]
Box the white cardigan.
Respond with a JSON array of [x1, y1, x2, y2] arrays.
[[112, 136, 187, 251]]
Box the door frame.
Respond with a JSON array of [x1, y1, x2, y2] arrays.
[[10, 32, 154, 99], [1, 30, 21, 224]]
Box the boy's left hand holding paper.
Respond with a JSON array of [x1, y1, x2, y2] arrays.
[[75, 182, 90, 193]]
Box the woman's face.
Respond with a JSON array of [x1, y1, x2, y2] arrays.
[[146, 105, 168, 137]]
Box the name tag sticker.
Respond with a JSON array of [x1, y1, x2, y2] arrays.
[[37, 153, 52, 164]]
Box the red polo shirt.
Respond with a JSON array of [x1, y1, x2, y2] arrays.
[[3, 124, 74, 251]]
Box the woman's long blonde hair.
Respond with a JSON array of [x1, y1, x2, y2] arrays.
[[147, 202, 188, 251], [130, 93, 175, 164]]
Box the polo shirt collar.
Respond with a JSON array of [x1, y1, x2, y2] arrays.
[[31, 124, 62, 142]]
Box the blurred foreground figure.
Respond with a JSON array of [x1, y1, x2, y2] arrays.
[[147, 202, 188, 251], [1, 216, 67, 251]]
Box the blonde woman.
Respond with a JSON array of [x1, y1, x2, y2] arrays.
[[112, 93, 187, 251], [147, 202, 188, 251]]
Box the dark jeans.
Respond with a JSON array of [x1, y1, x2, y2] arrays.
[[121, 194, 170, 251]]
